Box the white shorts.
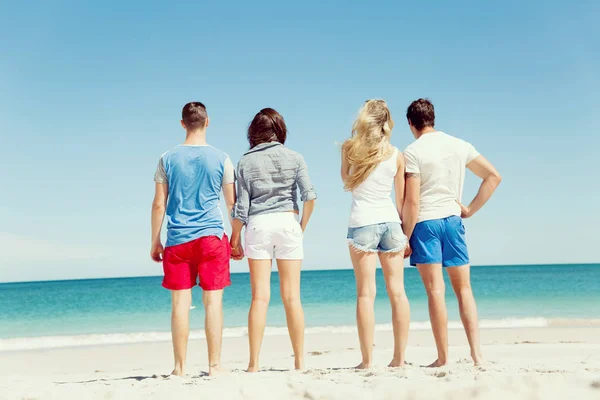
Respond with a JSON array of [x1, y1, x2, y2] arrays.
[[245, 212, 304, 260]]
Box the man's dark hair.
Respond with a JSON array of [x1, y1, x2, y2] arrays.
[[406, 98, 435, 131], [182, 102, 208, 131], [247, 108, 287, 149]]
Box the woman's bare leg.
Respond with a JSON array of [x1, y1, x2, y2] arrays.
[[276, 259, 305, 370], [379, 252, 410, 367], [350, 247, 378, 369], [246, 259, 272, 373]]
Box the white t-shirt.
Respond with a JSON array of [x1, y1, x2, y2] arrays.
[[404, 131, 480, 223], [349, 147, 402, 228]]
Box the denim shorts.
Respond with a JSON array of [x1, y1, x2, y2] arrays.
[[409, 215, 469, 267], [347, 222, 408, 253]]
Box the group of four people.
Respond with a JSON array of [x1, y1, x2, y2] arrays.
[[150, 99, 501, 376]]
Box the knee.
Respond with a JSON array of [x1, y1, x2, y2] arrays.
[[252, 290, 270, 306], [425, 285, 445, 299], [357, 287, 376, 302], [387, 285, 407, 302], [202, 292, 222, 308], [280, 290, 300, 306], [455, 285, 473, 301]]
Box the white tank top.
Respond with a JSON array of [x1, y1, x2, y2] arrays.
[[348, 147, 401, 228]]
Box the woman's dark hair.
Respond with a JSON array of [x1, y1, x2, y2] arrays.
[[406, 98, 435, 132], [247, 108, 287, 148]]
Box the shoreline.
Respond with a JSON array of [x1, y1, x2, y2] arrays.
[[3, 317, 600, 353]]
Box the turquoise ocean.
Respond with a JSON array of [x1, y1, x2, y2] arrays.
[[1, 264, 599, 351]]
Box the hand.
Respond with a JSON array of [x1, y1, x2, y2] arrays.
[[457, 202, 472, 218], [150, 242, 164, 262], [403, 244, 412, 259], [231, 243, 244, 261]]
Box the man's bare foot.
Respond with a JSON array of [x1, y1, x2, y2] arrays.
[[354, 362, 372, 370], [388, 359, 405, 368], [208, 365, 227, 377], [426, 359, 447, 368], [246, 364, 259, 373]]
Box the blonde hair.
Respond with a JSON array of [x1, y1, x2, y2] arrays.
[[342, 99, 394, 191]]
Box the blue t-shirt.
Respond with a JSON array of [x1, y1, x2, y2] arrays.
[[154, 145, 235, 247]]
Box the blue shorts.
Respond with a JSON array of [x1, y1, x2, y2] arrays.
[[347, 222, 408, 253], [409, 216, 469, 267]]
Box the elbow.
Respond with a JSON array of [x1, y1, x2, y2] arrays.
[[152, 201, 166, 212], [488, 173, 502, 189]]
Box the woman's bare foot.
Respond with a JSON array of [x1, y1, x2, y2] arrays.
[[354, 362, 372, 370], [472, 352, 484, 366], [426, 359, 447, 368], [246, 364, 259, 373], [388, 359, 405, 368], [171, 368, 184, 377], [208, 364, 227, 377], [294, 359, 305, 371]]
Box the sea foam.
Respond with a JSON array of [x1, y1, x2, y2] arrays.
[[2, 317, 593, 352]]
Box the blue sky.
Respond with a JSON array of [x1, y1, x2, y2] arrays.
[[1, 0, 598, 282]]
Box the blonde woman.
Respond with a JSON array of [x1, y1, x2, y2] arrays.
[[341, 100, 410, 369]]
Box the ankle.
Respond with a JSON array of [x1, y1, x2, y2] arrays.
[[172, 363, 185, 376]]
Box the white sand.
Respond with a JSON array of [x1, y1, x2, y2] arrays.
[[1, 327, 600, 399]]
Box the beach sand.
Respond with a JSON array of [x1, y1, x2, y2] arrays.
[[1, 326, 599, 399]]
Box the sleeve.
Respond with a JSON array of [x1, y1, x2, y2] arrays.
[[465, 142, 480, 164], [404, 147, 420, 174], [222, 155, 235, 185], [296, 155, 317, 202], [153, 157, 168, 184], [231, 163, 250, 225]]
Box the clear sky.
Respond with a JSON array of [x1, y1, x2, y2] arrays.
[[1, 0, 598, 282]]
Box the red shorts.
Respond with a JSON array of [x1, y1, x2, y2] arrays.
[[162, 234, 231, 291]]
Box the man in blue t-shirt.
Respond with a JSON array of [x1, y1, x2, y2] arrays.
[[151, 102, 236, 377]]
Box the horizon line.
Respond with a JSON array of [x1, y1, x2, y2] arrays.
[[1, 262, 599, 285]]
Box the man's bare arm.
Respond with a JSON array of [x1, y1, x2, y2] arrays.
[[460, 156, 502, 218], [151, 183, 168, 262], [222, 183, 236, 228], [394, 152, 405, 216], [402, 173, 420, 240]]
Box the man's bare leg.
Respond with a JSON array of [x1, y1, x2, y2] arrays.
[[171, 289, 192, 376], [447, 264, 483, 365], [350, 247, 378, 369], [246, 259, 272, 372], [277, 259, 305, 370], [417, 263, 448, 367], [203, 288, 225, 376], [380, 252, 410, 367]]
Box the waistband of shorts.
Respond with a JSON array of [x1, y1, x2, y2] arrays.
[[248, 211, 299, 223]]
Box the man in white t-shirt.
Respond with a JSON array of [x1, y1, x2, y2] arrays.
[[402, 99, 502, 367]]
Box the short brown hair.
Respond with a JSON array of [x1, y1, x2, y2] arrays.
[[182, 102, 208, 131], [247, 108, 287, 148], [406, 98, 435, 131]]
